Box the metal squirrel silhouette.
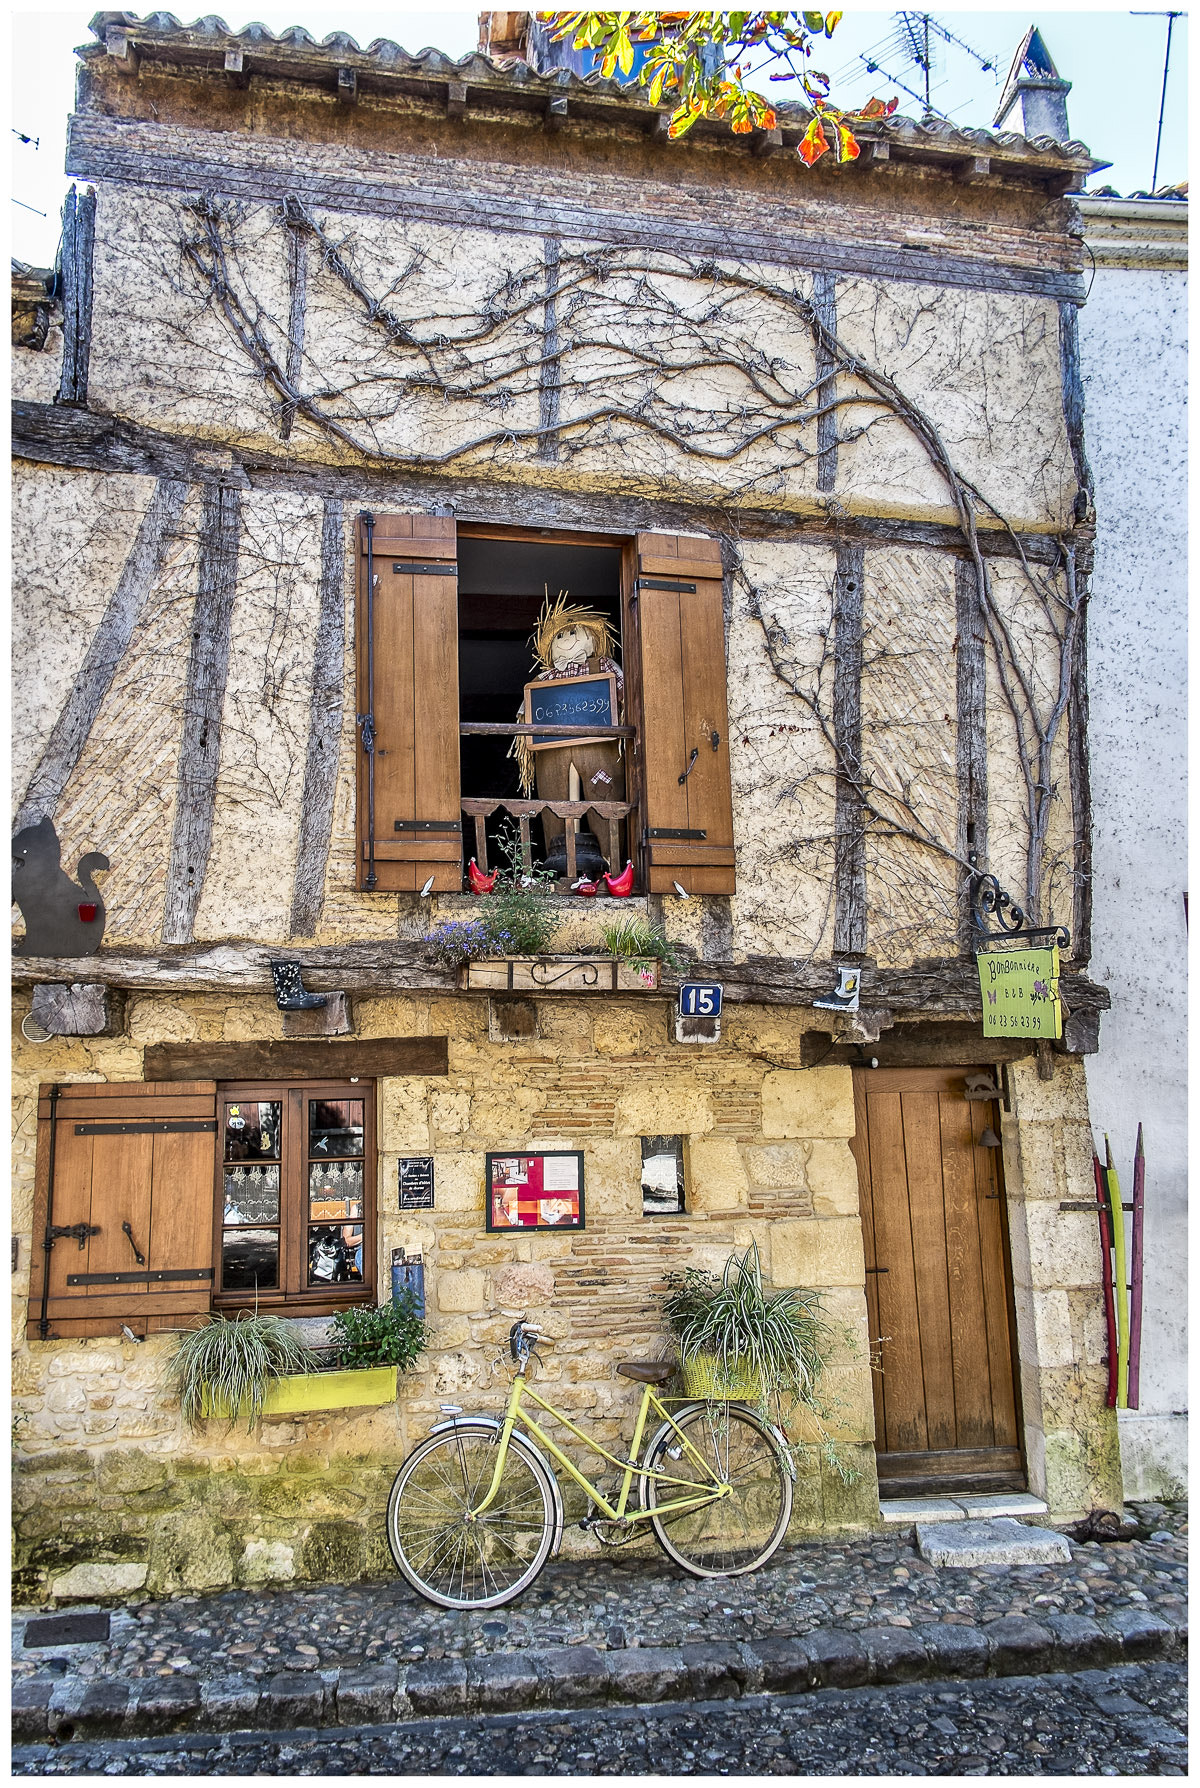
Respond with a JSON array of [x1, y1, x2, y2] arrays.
[[12, 818, 109, 956]]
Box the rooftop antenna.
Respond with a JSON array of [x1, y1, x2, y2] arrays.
[[1132, 10, 1182, 192], [857, 12, 998, 123]]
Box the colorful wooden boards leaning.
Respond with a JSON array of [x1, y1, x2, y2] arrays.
[[1093, 1129, 1145, 1411]]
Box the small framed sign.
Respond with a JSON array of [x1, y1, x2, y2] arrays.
[[398, 1157, 435, 1210], [524, 672, 618, 752], [486, 1151, 585, 1232]]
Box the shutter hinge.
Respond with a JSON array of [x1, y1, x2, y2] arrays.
[[645, 828, 707, 841], [393, 820, 462, 833], [392, 562, 457, 576], [73, 1121, 217, 1135], [66, 1268, 214, 1286], [637, 577, 696, 593]]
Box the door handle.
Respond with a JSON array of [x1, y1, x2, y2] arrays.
[[678, 748, 699, 785], [865, 1266, 890, 1274], [122, 1221, 147, 1266]]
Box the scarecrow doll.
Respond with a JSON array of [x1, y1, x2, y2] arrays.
[[512, 593, 626, 881]]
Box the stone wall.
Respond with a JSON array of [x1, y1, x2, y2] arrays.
[[13, 990, 1121, 1603], [12, 989, 879, 1604]]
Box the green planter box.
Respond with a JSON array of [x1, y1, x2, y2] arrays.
[[202, 1364, 398, 1420]]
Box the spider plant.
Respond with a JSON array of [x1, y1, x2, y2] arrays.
[[661, 1242, 833, 1401], [166, 1311, 322, 1429], [601, 914, 688, 979]]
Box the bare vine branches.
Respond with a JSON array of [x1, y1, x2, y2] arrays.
[[174, 193, 1087, 948]]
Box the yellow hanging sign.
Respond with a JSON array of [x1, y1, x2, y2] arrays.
[[977, 945, 1062, 1039]]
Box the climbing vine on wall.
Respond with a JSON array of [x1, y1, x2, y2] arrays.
[[174, 194, 1089, 961]]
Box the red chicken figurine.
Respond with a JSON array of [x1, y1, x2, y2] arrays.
[[467, 858, 498, 895], [571, 876, 600, 897], [603, 861, 635, 898]]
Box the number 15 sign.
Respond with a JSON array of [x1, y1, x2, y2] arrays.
[[679, 984, 723, 1017]]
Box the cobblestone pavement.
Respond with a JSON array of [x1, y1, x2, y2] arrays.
[[13, 1662, 1188, 1775], [13, 1502, 1185, 1690]]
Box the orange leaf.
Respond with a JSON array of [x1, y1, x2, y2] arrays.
[[732, 117, 754, 133], [798, 116, 830, 165], [858, 97, 887, 120], [837, 122, 860, 162]]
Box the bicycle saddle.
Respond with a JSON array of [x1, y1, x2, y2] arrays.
[[617, 1360, 674, 1384]]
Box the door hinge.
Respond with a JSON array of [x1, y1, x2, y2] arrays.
[[394, 820, 462, 833]]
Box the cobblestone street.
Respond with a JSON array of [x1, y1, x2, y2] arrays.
[[13, 1501, 1185, 1690], [14, 1663, 1187, 1776]]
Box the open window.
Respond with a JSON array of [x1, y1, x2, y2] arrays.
[[355, 516, 736, 896]]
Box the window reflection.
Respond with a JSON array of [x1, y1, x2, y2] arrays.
[[222, 1226, 280, 1290], [224, 1101, 282, 1162], [308, 1099, 364, 1160], [308, 1224, 364, 1286]]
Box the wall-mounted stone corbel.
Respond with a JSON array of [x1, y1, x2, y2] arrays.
[[29, 982, 124, 1038]]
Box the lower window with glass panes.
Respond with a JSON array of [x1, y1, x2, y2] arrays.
[[215, 1081, 376, 1312]]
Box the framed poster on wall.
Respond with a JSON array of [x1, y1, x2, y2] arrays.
[[485, 1151, 585, 1233]]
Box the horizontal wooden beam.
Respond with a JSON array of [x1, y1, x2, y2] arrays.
[[12, 941, 452, 995], [64, 115, 1087, 302], [12, 401, 1086, 569], [11, 940, 1110, 1032], [143, 1036, 448, 1080]]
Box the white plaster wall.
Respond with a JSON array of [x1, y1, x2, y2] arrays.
[[1078, 266, 1187, 1496]]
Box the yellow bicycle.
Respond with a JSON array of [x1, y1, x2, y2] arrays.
[[386, 1319, 794, 1609]]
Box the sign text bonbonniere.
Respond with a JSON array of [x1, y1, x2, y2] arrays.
[[977, 945, 1062, 1039]]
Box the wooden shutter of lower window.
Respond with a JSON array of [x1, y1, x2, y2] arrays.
[[633, 533, 736, 894], [356, 513, 462, 892], [27, 1081, 218, 1341]]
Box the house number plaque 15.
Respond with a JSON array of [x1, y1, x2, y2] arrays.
[[676, 983, 723, 1046]]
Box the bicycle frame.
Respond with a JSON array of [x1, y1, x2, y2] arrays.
[[470, 1364, 733, 1525]]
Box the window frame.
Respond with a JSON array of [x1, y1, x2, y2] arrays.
[[212, 1078, 377, 1316], [456, 523, 645, 886]]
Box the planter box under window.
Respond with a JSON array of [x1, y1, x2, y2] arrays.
[[460, 955, 659, 992], [202, 1364, 398, 1420]]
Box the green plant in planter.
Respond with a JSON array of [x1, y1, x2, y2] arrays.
[[330, 1292, 429, 1371], [167, 1311, 322, 1430], [601, 914, 688, 980], [662, 1242, 832, 1404]]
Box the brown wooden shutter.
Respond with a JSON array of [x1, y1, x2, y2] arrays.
[[27, 1081, 218, 1341], [633, 533, 736, 894], [356, 513, 462, 892]]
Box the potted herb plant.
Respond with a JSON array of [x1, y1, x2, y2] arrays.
[[662, 1242, 833, 1406]]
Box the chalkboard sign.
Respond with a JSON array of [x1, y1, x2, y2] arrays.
[[398, 1157, 435, 1210], [524, 673, 618, 752]]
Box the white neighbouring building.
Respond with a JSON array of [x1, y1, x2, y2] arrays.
[[1076, 194, 1188, 1499]]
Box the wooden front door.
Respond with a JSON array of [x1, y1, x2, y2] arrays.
[[851, 1067, 1023, 1496]]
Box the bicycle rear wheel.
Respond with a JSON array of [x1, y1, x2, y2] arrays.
[[640, 1401, 793, 1577], [387, 1423, 555, 1609]]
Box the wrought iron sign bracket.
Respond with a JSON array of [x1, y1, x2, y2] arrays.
[[969, 867, 1070, 951]]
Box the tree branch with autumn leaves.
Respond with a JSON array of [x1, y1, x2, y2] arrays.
[[543, 10, 898, 162]]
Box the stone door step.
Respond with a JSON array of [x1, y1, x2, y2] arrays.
[[881, 1492, 1049, 1525], [916, 1517, 1072, 1568]]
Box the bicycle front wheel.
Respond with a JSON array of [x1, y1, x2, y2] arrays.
[[387, 1423, 556, 1610], [640, 1402, 793, 1578]]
